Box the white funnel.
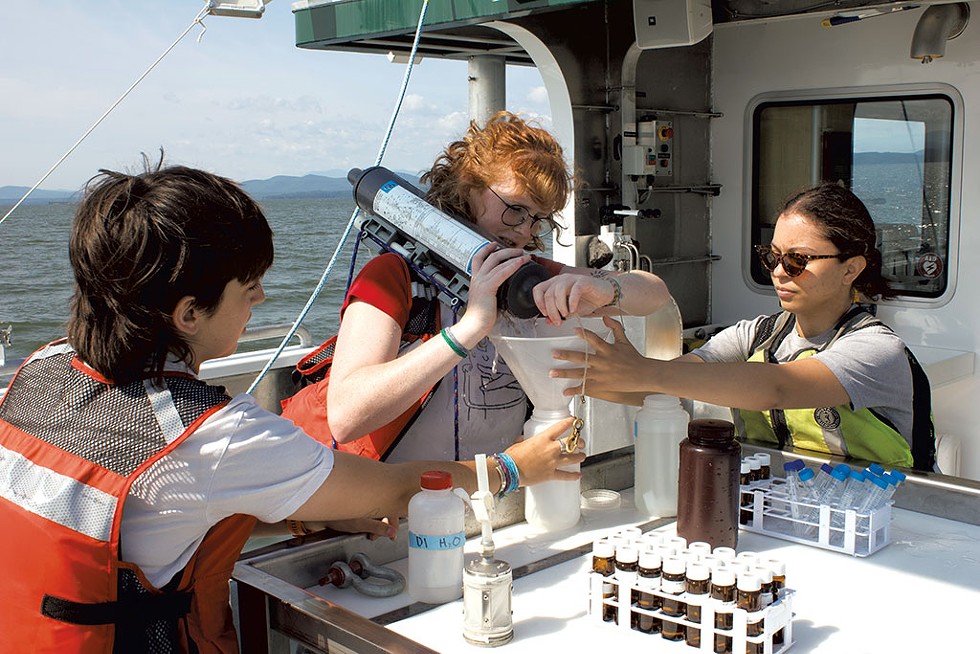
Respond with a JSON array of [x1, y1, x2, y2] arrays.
[[491, 318, 610, 534], [491, 318, 609, 412]]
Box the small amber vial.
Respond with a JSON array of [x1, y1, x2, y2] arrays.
[[684, 562, 710, 648], [592, 539, 617, 623], [660, 556, 687, 641], [745, 611, 765, 654], [737, 574, 764, 653], [747, 456, 762, 482], [631, 549, 662, 634], [755, 453, 771, 480], [612, 545, 639, 626], [739, 461, 754, 525], [767, 558, 787, 645], [753, 566, 774, 608], [710, 567, 736, 654]]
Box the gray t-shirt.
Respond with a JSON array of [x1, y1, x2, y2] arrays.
[[692, 315, 913, 440]]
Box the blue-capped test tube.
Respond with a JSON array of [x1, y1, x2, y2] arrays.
[[855, 472, 889, 513], [865, 462, 886, 479], [802, 465, 849, 537], [781, 460, 806, 533], [813, 462, 836, 495], [831, 470, 866, 529]]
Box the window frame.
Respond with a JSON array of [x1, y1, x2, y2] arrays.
[[743, 84, 963, 307]]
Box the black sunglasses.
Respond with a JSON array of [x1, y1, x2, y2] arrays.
[[754, 244, 846, 278]]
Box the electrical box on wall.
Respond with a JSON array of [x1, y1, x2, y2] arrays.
[[622, 119, 673, 176], [633, 0, 713, 49]]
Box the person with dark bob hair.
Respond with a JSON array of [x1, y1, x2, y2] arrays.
[[553, 183, 935, 470], [0, 158, 583, 652]]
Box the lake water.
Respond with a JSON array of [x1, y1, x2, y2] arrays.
[[0, 197, 361, 361]]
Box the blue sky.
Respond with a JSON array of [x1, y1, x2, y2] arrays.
[[1, 1, 549, 191]]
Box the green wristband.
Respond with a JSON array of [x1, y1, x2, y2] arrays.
[[440, 328, 468, 358]]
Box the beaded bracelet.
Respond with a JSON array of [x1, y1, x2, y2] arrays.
[[491, 452, 521, 496], [603, 276, 623, 308], [440, 327, 469, 358]]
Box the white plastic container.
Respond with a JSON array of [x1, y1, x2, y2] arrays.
[[634, 394, 689, 517], [408, 471, 466, 603], [524, 408, 581, 532]]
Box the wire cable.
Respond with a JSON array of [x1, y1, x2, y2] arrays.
[[0, 5, 212, 228], [246, 0, 431, 393]]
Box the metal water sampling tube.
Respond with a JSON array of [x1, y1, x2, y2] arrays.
[[348, 166, 550, 319]]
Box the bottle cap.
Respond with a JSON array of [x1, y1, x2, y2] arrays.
[[681, 551, 701, 566], [755, 453, 771, 466], [711, 567, 736, 587], [831, 466, 850, 482], [766, 558, 786, 576], [868, 474, 889, 490], [849, 470, 866, 482], [736, 573, 761, 592], [890, 469, 907, 484], [783, 459, 805, 472], [618, 527, 643, 542], [686, 563, 710, 582], [592, 539, 615, 559], [748, 457, 762, 472], [420, 470, 452, 490], [712, 546, 737, 561], [667, 535, 688, 550], [741, 461, 752, 474], [662, 556, 686, 575], [639, 549, 662, 569], [798, 467, 815, 482], [868, 462, 885, 476], [642, 531, 665, 548], [834, 463, 852, 475], [688, 541, 713, 556], [820, 462, 834, 474], [753, 566, 773, 583], [735, 551, 759, 563], [616, 545, 639, 564]]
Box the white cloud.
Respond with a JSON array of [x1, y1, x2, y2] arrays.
[[527, 85, 549, 105]]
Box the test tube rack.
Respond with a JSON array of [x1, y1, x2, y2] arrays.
[[588, 572, 795, 653], [739, 479, 892, 557]]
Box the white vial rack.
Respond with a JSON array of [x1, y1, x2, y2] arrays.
[[588, 573, 795, 653], [739, 479, 892, 557]]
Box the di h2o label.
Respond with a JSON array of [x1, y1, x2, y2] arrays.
[[409, 530, 465, 551]]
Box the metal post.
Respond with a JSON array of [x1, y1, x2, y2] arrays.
[[468, 55, 506, 125]]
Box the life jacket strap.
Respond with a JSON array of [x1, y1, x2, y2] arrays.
[[40, 591, 192, 626]]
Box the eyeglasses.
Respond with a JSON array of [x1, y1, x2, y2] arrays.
[[487, 187, 556, 238], [754, 244, 845, 278]]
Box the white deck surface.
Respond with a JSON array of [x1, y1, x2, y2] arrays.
[[309, 489, 978, 652]]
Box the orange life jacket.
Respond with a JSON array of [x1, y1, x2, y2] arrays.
[[0, 340, 256, 653], [280, 257, 442, 461]]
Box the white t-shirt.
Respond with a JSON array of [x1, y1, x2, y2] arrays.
[[121, 390, 333, 588]]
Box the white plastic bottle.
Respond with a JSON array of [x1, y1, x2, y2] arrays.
[[634, 394, 689, 517], [524, 409, 581, 532], [408, 471, 466, 603]]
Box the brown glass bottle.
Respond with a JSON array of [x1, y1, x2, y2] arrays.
[[676, 419, 741, 549]]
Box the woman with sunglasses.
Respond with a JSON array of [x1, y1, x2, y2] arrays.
[[552, 183, 934, 470], [284, 111, 669, 464]]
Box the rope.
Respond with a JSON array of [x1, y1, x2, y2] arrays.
[[0, 5, 212, 228], [246, 0, 431, 394]]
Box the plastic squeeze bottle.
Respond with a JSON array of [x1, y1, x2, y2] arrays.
[[408, 471, 466, 603], [634, 394, 689, 517]]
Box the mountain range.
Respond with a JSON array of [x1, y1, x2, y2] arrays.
[[0, 170, 424, 205]]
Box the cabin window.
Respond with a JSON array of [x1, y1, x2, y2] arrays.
[[751, 95, 953, 298]]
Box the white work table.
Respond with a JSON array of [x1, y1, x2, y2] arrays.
[[309, 488, 978, 653]]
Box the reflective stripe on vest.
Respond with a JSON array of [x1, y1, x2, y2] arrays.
[[0, 341, 238, 653], [733, 309, 915, 468]]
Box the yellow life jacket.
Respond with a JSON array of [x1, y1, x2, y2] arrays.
[[731, 307, 934, 470]]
